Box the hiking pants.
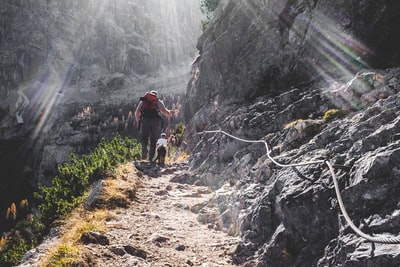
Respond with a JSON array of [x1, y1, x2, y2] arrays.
[[140, 117, 161, 160]]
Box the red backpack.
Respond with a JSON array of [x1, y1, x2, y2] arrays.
[[140, 92, 159, 117]]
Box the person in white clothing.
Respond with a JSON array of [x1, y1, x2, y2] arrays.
[[155, 133, 168, 165]]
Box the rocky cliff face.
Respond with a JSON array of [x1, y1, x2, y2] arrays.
[[185, 0, 400, 266], [0, 0, 202, 231]]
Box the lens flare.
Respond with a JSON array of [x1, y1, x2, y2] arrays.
[[240, 0, 378, 110]]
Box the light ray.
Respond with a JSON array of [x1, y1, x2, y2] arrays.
[[203, 0, 380, 113]]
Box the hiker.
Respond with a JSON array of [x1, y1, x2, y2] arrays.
[[155, 132, 168, 166], [135, 90, 173, 161]]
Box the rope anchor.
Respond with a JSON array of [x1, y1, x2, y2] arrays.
[[200, 129, 400, 244]]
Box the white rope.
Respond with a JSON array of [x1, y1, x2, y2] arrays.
[[326, 161, 400, 244], [200, 129, 400, 244], [202, 130, 325, 167]]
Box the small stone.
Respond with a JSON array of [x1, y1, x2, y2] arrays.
[[176, 244, 186, 251], [123, 245, 147, 259], [155, 189, 168, 196], [149, 233, 170, 243], [109, 246, 126, 256], [80, 231, 109, 245]]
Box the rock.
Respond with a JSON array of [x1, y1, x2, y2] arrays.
[[182, 1, 400, 264], [19, 227, 62, 266], [123, 245, 147, 259], [148, 233, 170, 244], [85, 180, 105, 209], [109, 246, 126, 256], [0, 0, 203, 222], [175, 244, 186, 251], [155, 190, 168, 196], [80, 231, 110, 246], [169, 171, 201, 185], [318, 235, 400, 266], [190, 202, 207, 214], [134, 161, 161, 178]]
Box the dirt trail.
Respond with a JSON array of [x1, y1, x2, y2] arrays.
[[87, 161, 240, 266]]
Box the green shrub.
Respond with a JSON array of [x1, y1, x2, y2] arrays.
[[35, 134, 141, 226], [2, 134, 140, 265], [0, 217, 45, 266], [200, 0, 220, 31], [322, 109, 346, 123], [0, 240, 30, 266], [173, 122, 185, 141]]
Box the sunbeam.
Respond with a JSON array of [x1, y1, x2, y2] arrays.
[[240, 0, 379, 111], [302, 10, 385, 111], [30, 1, 102, 140], [28, 0, 202, 140], [304, 10, 373, 80]]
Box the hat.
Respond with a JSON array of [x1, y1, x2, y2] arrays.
[[150, 90, 158, 96], [160, 132, 166, 137]]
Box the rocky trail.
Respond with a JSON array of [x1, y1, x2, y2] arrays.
[[19, 161, 240, 266], [19, 161, 241, 267], [85, 161, 240, 267]]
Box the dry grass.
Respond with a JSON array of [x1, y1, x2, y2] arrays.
[[167, 145, 189, 163], [0, 236, 8, 251], [95, 165, 140, 209], [174, 151, 189, 163], [284, 119, 304, 129], [38, 163, 140, 266], [322, 109, 346, 122], [39, 207, 112, 266]]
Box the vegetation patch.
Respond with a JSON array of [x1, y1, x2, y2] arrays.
[[39, 163, 139, 266], [322, 109, 347, 122], [92, 174, 139, 210], [200, 0, 220, 31], [284, 119, 305, 129], [39, 207, 111, 267], [35, 134, 140, 226], [167, 122, 188, 163], [0, 134, 141, 266]]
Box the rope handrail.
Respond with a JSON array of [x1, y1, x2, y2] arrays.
[[326, 161, 400, 244], [201, 130, 325, 167], [199, 129, 400, 244]]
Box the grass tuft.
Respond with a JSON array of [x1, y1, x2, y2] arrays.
[[39, 164, 138, 266]]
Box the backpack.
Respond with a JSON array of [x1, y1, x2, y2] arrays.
[[140, 92, 159, 118]]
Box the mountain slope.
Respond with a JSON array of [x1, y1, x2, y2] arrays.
[[183, 0, 400, 266]]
